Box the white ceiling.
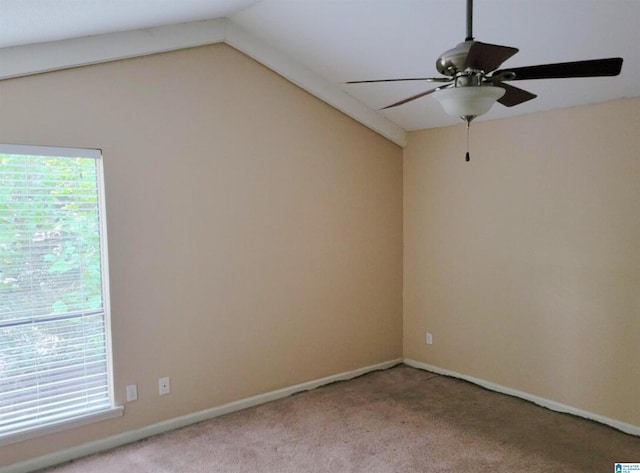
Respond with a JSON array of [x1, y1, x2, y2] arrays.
[[1, 0, 638, 132]]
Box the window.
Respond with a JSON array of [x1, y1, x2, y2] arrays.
[[0, 144, 120, 444]]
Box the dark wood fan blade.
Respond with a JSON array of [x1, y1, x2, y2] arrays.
[[346, 77, 450, 84], [494, 57, 623, 81], [464, 41, 519, 72], [495, 82, 537, 107], [381, 85, 451, 110]]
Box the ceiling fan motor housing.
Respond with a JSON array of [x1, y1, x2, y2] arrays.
[[436, 41, 475, 76]]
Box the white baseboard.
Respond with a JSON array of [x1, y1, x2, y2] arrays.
[[2, 359, 402, 473], [403, 358, 640, 437], [7, 357, 635, 473]]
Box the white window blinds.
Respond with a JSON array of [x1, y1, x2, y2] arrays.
[[0, 145, 113, 438]]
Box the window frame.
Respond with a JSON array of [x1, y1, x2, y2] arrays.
[[0, 144, 122, 446]]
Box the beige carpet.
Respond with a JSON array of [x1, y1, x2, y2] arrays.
[[41, 365, 638, 472]]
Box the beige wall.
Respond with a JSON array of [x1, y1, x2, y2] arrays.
[[404, 98, 640, 427], [0, 44, 403, 465]]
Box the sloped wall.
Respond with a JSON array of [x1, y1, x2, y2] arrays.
[[0, 43, 403, 465]]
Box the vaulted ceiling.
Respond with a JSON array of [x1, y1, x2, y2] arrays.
[[1, 0, 638, 144]]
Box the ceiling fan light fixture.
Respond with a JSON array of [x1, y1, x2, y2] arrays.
[[433, 85, 505, 121]]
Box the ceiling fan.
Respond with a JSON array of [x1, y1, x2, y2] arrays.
[[347, 0, 623, 160]]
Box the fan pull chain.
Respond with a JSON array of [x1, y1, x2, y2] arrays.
[[465, 121, 471, 162]]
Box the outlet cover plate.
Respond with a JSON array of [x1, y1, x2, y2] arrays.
[[126, 384, 138, 402], [159, 377, 170, 396]]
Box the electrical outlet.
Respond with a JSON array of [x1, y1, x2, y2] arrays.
[[426, 332, 433, 345], [159, 377, 170, 396], [126, 384, 138, 402]]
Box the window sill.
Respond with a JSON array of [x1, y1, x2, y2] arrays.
[[0, 405, 124, 447]]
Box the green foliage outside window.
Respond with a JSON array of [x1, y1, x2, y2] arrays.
[[0, 154, 103, 321]]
